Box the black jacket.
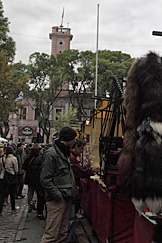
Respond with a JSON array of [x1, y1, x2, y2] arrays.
[[22, 156, 38, 186]]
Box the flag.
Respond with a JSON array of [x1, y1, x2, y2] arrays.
[[17, 91, 23, 100]]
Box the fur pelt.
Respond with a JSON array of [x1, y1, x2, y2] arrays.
[[117, 51, 162, 214]]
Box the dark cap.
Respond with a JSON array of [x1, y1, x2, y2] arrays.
[[59, 126, 77, 141]]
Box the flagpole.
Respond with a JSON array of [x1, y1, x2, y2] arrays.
[[60, 7, 64, 28], [95, 4, 99, 110]]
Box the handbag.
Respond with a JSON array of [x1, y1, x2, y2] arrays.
[[4, 171, 17, 186]]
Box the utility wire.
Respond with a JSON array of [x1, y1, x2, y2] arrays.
[[10, 32, 162, 48]]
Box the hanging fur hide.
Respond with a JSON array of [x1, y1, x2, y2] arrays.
[[117, 51, 162, 214]]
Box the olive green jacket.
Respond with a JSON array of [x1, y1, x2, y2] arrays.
[[40, 141, 78, 202]]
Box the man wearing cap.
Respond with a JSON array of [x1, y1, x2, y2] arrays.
[[40, 126, 78, 243]]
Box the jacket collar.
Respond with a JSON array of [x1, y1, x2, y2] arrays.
[[53, 140, 70, 162]]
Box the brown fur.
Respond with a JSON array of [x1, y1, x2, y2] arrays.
[[117, 52, 162, 243], [117, 59, 140, 192], [118, 52, 162, 197]]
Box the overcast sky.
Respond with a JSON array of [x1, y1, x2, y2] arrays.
[[3, 0, 162, 64]]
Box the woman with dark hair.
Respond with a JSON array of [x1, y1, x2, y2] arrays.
[[22, 147, 39, 212], [5, 146, 18, 211]]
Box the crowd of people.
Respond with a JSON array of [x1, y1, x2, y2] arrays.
[[0, 141, 47, 219], [0, 125, 98, 242]]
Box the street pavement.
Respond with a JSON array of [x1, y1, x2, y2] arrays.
[[20, 206, 45, 243], [0, 185, 45, 243], [0, 185, 99, 243]]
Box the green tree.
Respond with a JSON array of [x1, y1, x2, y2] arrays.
[[27, 52, 65, 143], [56, 49, 133, 118], [0, 1, 29, 137], [27, 49, 133, 142], [0, 51, 29, 137], [53, 108, 78, 132], [70, 50, 95, 117], [56, 49, 95, 118], [0, 0, 16, 62], [96, 50, 133, 97]]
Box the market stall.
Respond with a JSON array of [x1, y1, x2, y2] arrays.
[[80, 76, 158, 242], [80, 177, 135, 243], [80, 176, 157, 243]]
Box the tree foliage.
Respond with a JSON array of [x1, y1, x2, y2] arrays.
[[56, 49, 133, 117], [25, 49, 133, 143], [96, 50, 133, 97], [56, 49, 95, 118], [0, 1, 29, 137], [27, 52, 65, 143], [0, 52, 29, 136], [0, 0, 16, 62], [53, 108, 78, 132]]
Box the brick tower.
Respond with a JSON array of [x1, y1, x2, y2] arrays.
[[49, 26, 73, 57], [49, 25, 73, 126]]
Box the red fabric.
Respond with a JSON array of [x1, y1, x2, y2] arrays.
[[80, 178, 90, 214], [80, 178, 135, 243], [89, 180, 112, 242], [80, 178, 157, 243], [134, 212, 154, 243], [111, 195, 135, 243], [105, 170, 120, 188]]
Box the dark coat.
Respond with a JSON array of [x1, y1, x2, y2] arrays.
[[22, 156, 38, 186], [32, 155, 43, 189], [40, 141, 78, 202], [14, 150, 26, 175]]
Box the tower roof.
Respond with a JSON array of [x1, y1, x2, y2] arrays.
[[49, 26, 73, 41]]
